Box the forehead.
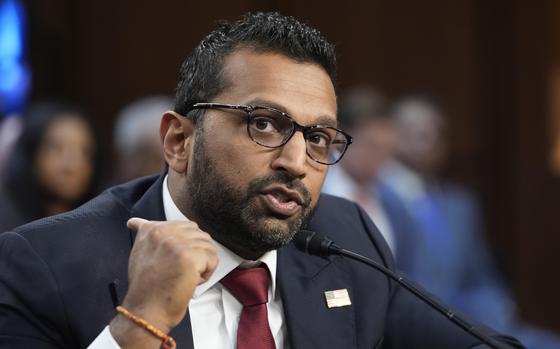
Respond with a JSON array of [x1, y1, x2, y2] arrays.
[[45, 115, 92, 140], [216, 48, 337, 126], [396, 103, 444, 132]]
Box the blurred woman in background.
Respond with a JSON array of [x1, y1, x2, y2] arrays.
[[0, 101, 103, 231]]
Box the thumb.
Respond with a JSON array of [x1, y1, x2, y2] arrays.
[[127, 217, 149, 231]]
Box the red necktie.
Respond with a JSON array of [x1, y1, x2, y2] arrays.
[[220, 266, 276, 349]]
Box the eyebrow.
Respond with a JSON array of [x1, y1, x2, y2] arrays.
[[245, 98, 338, 128]]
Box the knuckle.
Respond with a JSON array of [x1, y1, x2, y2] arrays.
[[176, 250, 195, 267], [147, 227, 163, 242], [152, 221, 167, 231], [186, 221, 199, 229], [160, 236, 178, 252], [206, 243, 218, 256]]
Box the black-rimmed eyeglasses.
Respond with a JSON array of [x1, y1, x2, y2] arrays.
[[183, 102, 353, 165]]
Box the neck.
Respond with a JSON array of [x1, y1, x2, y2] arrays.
[[341, 164, 376, 189]]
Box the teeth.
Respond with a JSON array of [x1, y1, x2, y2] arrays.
[[271, 191, 290, 203]]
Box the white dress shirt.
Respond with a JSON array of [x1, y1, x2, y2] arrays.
[[88, 176, 289, 348], [322, 165, 397, 255]]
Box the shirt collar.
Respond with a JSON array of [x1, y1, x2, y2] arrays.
[[381, 161, 427, 204], [323, 164, 378, 198], [162, 175, 278, 299]]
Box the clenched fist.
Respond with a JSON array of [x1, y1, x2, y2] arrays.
[[110, 218, 218, 348]]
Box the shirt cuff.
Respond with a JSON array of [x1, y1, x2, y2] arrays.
[[87, 325, 122, 349]]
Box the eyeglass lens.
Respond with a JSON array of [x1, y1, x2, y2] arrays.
[[246, 107, 348, 164]]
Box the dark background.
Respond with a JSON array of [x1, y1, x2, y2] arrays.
[[23, 0, 560, 331]]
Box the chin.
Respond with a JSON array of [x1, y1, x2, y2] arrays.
[[253, 215, 301, 242]]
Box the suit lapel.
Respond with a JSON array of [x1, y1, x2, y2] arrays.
[[107, 175, 167, 304], [129, 175, 168, 241], [112, 175, 195, 348], [169, 315, 194, 349], [278, 242, 357, 349]]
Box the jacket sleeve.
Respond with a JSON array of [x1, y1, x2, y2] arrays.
[[0, 232, 74, 348]]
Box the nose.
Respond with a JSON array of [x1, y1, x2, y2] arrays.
[[60, 146, 82, 164], [270, 131, 308, 179]]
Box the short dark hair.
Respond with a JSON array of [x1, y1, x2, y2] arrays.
[[174, 12, 337, 123]]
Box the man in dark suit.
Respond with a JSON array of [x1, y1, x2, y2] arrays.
[[381, 95, 560, 348], [0, 12, 523, 349], [322, 85, 426, 272]]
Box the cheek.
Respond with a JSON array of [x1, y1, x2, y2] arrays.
[[35, 146, 94, 198], [203, 123, 327, 202], [35, 150, 59, 183], [207, 134, 271, 183], [305, 171, 327, 205], [72, 160, 94, 185], [219, 153, 268, 192]]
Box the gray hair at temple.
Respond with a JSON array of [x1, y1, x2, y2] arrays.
[[337, 85, 388, 131], [113, 95, 173, 181]]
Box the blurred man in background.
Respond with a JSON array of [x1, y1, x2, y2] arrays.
[[381, 95, 560, 348], [322, 86, 422, 272], [113, 95, 173, 183]]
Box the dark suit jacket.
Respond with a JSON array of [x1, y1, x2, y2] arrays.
[[0, 175, 524, 348], [0, 188, 34, 233], [376, 182, 425, 274]]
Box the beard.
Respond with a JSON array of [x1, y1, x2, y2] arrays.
[[185, 131, 314, 258]]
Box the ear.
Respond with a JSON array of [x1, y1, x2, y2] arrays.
[[160, 111, 195, 174]]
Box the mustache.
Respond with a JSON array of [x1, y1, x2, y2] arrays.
[[246, 172, 312, 207]]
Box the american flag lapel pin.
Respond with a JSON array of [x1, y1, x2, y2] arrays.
[[324, 288, 352, 308]]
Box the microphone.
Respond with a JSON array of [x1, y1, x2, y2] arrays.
[[293, 230, 508, 349]]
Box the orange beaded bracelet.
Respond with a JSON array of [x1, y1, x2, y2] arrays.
[[116, 306, 176, 349]]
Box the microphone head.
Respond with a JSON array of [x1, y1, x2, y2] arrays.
[[292, 230, 316, 254], [293, 230, 335, 256]]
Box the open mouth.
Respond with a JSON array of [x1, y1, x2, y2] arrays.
[[260, 185, 304, 217]]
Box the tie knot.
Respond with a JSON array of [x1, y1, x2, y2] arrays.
[[221, 266, 270, 306]]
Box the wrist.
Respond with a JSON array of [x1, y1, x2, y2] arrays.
[[110, 306, 176, 349], [110, 314, 162, 349], [121, 303, 175, 334]]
